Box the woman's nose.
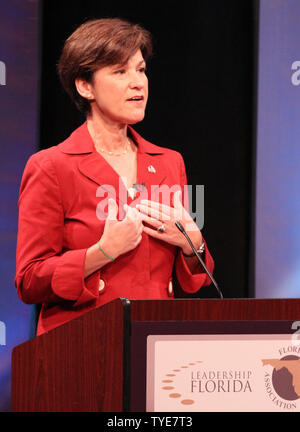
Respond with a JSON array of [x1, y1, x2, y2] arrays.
[[128, 72, 145, 89]]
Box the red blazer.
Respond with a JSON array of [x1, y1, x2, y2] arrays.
[[15, 122, 214, 335]]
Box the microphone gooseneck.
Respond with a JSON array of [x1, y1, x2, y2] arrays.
[[175, 221, 223, 299]]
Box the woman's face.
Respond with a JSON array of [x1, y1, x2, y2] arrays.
[[87, 49, 148, 125]]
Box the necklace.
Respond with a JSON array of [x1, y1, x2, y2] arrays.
[[96, 138, 131, 156]]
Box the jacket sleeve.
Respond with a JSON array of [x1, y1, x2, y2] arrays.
[[174, 153, 215, 293], [14, 152, 100, 306]]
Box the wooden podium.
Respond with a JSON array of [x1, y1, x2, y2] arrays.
[[11, 298, 300, 412]]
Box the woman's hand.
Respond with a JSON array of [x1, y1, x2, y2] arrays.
[[100, 198, 143, 259], [136, 190, 202, 255]]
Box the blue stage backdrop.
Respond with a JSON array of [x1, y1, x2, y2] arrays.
[[255, 0, 300, 298], [0, 0, 40, 411]]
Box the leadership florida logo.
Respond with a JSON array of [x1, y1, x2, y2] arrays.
[[262, 345, 300, 410], [159, 359, 253, 408]]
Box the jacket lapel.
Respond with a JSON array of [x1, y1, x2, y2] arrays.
[[130, 127, 167, 201], [59, 122, 168, 208], [78, 152, 127, 204]]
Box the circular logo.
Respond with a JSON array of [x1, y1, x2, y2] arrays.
[[272, 355, 300, 401]]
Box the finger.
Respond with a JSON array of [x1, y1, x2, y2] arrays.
[[142, 225, 165, 239], [124, 203, 135, 217], [136, 203, 171, 221], [140, 199, 173, 217], [173, 190, 187, 220], [107, 198, 118, 220], [135, 234, 143, 247], [131, 206, 142, 218], [123, 203, 131, 221], [139, 212, 162, 228], [138, 225, 144, 236], [124, 203, 142, 222], [173, 190, 183, 210]]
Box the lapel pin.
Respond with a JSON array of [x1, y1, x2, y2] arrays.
[[148, 165, 156, 173]]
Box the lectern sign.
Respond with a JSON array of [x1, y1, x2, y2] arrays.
[[146, 334, 300, 412]]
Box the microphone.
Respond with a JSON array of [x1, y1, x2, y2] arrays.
[[175, 221, 223, 299]]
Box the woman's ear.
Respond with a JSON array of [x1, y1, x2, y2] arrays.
[[75, 78, 94, 100]]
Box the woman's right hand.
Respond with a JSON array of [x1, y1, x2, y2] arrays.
[[99, 198, 143, 259]]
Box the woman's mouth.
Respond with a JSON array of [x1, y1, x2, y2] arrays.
[[127, 95, 144, 103]]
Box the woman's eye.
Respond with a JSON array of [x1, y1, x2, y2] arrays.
[[114, 69, 126, 74], [139, 67, 146, 73]]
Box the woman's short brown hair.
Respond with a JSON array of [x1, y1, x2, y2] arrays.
[[57, 18, 153, 115]]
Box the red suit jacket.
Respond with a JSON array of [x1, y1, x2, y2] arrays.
[[15, 122, 214, 335]]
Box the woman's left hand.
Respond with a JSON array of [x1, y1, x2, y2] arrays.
[[136, 190, 202, 255]]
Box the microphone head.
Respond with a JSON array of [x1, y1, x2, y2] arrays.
[[175, 221, 185, 233]]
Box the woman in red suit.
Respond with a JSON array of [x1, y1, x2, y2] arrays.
[[15, 18, 214, 335]]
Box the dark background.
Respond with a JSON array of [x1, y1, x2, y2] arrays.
[[39, 0, 257, 299]]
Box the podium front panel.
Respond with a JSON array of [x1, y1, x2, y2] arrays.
[[130, 320, 300, 412]]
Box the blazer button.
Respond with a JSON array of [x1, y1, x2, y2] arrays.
[[99, 279, 105, 293], [168, 280, 173, 297]]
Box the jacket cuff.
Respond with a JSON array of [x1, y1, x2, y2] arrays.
[[51, 248, 100, 305], [175, 241, 214, 293]]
